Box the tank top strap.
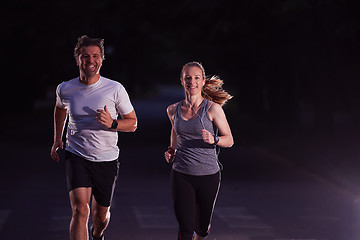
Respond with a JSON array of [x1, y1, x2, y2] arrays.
[[175, 101, 183, 119], [199, 99, 210, 118]]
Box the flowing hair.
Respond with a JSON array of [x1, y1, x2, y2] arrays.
[[180, 61, 233, 106]]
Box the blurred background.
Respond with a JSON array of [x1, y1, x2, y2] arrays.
[[2, 0, 360, 239], [2, 0, 360, 141]]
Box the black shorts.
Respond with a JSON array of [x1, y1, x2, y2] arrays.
[[65, 151, 119, 207]]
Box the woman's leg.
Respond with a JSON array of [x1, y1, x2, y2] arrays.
[[194, 171, 221, 238], [171, 170, 197, 240], [193, 233, 205, 240]]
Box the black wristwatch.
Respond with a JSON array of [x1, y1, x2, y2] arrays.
[[110, 119, 118, 129], [213, 135, 219, 145]]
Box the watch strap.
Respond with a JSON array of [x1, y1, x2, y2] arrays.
[[110, 119, 118, 129]]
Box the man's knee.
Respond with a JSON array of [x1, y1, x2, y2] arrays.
[[72, 203, 90, 219], [93, 208, 111, 223]]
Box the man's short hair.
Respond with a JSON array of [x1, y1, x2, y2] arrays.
[[74, 35, 105, 61]]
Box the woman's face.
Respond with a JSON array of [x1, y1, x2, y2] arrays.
[[181, 66, 205, 96]]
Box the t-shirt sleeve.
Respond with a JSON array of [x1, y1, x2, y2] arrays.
[[115, 85, 134, 115], [56, 83, 67, 109]]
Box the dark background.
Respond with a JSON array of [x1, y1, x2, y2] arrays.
[[1, 1, 360, 239], [2, 0, 360, 142]]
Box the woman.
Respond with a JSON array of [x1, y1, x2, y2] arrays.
[[165, 61, 234, 240]]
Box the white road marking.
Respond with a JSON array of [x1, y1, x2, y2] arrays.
[[48, 207, 71, 231], [274, 239, 320, 240], [133, 206, 177, 229], [215, 207, 272, 229]]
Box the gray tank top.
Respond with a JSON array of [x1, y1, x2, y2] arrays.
[[172, 99, 220, 175]]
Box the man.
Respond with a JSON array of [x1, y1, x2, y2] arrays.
[[50, 35, 137, 240]]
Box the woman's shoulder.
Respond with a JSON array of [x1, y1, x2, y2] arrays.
[[207, 100, 222, 111], [167, 101, 182, 116], [207, 100, 224, 120]]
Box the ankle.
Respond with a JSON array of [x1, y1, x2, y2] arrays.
[[91, 226, 104, 240]]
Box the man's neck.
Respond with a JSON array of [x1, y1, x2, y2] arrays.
[[79, 74, 100, 85]]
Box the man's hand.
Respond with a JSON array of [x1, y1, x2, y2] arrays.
[[51, 140, 63, 162], [96, 105, 113, 128]]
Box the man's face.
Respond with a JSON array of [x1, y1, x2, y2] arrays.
[[77, 45, 103, 78]]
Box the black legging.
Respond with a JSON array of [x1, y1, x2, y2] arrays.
[[170, 169, 221, 240]]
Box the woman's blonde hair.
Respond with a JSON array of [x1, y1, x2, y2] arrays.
[[180, 61, 233, 106]]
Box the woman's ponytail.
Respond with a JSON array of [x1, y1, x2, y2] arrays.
[[202, 75, 233, 106]]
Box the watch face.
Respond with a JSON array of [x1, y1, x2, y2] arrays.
[[214, 135, 219, 144]]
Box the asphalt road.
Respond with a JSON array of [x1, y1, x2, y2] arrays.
[[1, 139, 359, 240], [1, 110, 360, 240]]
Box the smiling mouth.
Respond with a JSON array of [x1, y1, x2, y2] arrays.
[[187, 85, 198, 89], [84, 65, 97, 72]]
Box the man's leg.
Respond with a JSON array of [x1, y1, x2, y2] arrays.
[[69, 187, 92, 240], [91, 196, 111, 238]]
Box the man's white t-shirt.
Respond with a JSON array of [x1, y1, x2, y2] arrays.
[[56, 76, 134, 162]]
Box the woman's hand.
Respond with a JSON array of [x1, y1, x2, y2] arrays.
[[164, 146, 176, 163], [201, 129, 215, 144]]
